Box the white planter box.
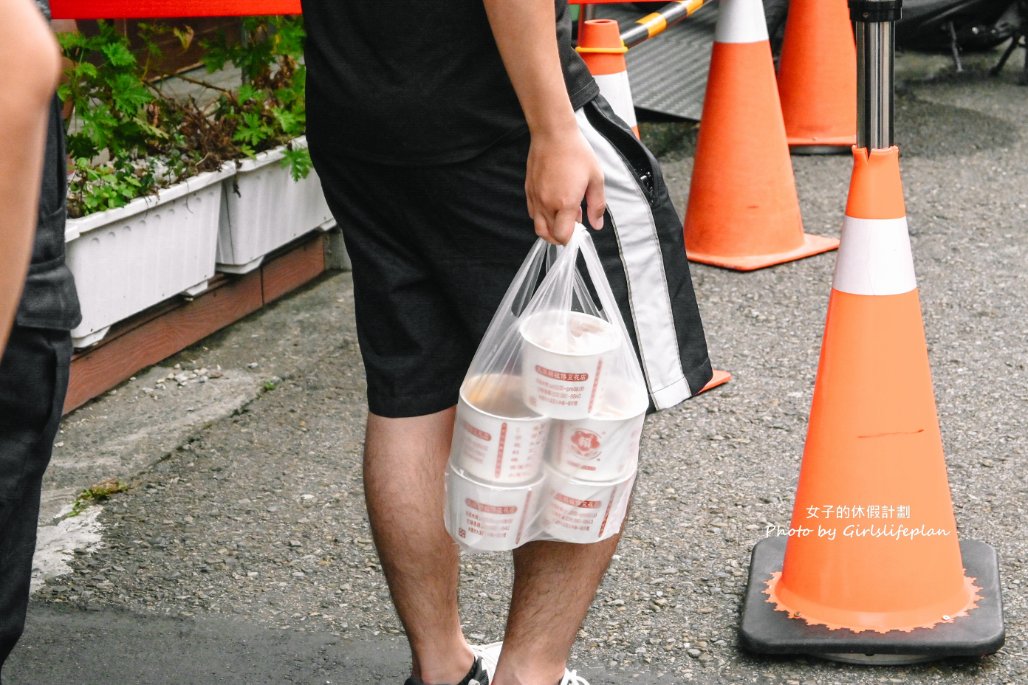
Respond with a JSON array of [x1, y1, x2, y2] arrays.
[[216, 137, 336, 274], [66, 165, 234, 348]]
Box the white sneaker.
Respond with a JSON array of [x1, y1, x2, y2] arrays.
[[470, 641, 502, 681], [469, 642, 590, 685], [559, 670, 591, 685]]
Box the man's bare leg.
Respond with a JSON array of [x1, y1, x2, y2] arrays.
[[491, 536, 621, 685], [363, 408, 474, 684]]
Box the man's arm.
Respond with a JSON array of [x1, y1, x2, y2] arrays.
[[0, 0, 62, 351], [482, 0, 606, 245]]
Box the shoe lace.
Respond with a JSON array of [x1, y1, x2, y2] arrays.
[[561, 670, 590, 685]]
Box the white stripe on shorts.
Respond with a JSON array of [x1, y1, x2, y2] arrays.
[[575, 107, 692, 410]]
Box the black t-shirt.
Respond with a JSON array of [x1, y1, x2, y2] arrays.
[[301, 0, 598, 165]]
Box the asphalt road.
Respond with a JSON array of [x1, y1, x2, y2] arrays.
[[6, 50, 1026, 684]]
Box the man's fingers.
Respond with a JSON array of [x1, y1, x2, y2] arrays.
[[551, 208, 578, 245], [534, 213, 557, 245]]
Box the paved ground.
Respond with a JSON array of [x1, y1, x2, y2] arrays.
[[5, 49, 1027, 684]]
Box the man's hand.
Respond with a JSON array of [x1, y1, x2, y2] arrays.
[[526, 126, 606, 245]]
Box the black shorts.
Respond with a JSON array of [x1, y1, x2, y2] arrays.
[[310, 97, 712, 418]]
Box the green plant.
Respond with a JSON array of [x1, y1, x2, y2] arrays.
[[58, 22, 226, 217], [70, 478, 130, 516], [199, 16, 312, 179], [59, 23, 157, 161], [58, 17, 313, 218]]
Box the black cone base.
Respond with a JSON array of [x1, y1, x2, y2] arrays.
[[739, 536, 1005, 662]]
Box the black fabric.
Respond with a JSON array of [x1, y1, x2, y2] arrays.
[[15, 96, 82, 331], [311, 125, 540, 417], [0, 327, 72, 675], [301, 0, 598, 166], [310, 98, 711, 418]]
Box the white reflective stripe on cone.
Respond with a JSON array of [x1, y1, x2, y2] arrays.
[[593, 72, 638, 130], [575, 108, 691, 409], [832, 216, 917, 296], [714, 0, 771, 44]]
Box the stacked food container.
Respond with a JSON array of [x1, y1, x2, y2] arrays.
[[446, 308, 646, 552]]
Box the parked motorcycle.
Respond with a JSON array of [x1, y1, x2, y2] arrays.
[[900, 0, 1027, 81]]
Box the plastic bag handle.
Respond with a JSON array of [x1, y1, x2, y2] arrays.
[[567, 225, 636, 350], [570, 227, 618, 323]]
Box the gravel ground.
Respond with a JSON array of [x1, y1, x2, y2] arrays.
[[21, 54, 1028, 684]]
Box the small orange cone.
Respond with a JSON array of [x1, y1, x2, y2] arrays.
[[700, 368, 731, 393], [577, 19, 640, 137], [770, 147, 977, 632], [777, 0, 858, 152], [683, 0, 838, 271]]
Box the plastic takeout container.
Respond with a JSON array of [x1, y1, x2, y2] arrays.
[[445, 465, 544, 552], [519, 310, 619, 420], [548, 382, 647, 481], [541, 464, 635, 544], [451, 374, 550, 484]]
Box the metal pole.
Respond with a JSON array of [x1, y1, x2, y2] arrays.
[[850, 0, 902, 150], [620, 0, 708, 48]]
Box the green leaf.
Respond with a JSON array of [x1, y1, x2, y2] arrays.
[[74, 62, 99, 79], [237, 83, 262, 104], [110, 75, 154, 115], [101, 41, 137, 68], [281, 147, 313, 181], [58, 31, 88, 52], [270, 107, 300, 136]]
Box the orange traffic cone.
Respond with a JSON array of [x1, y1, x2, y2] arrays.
[[767, 146, 979, 633], [577, 19, 640, 137], [739, 146, 1004, 661], [683, 0, 838, 271], [777, 0, 857, 152]]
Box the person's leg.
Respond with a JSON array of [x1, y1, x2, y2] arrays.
[[308, 143, 492, 683], [312, 93, 710, 683], [0, 328, 71, 676], [0, 466, 47, 671], [491, 536, 620, 685], [363, 408, 476, 684]]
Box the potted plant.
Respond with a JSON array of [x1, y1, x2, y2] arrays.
[[199, 17, 335, 274], [59, 22, 234, 348]]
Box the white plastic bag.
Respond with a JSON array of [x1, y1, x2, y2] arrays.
[[445, 224, 648, 552]]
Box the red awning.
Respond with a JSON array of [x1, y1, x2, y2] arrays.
[[50, 1, 301, 19]]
